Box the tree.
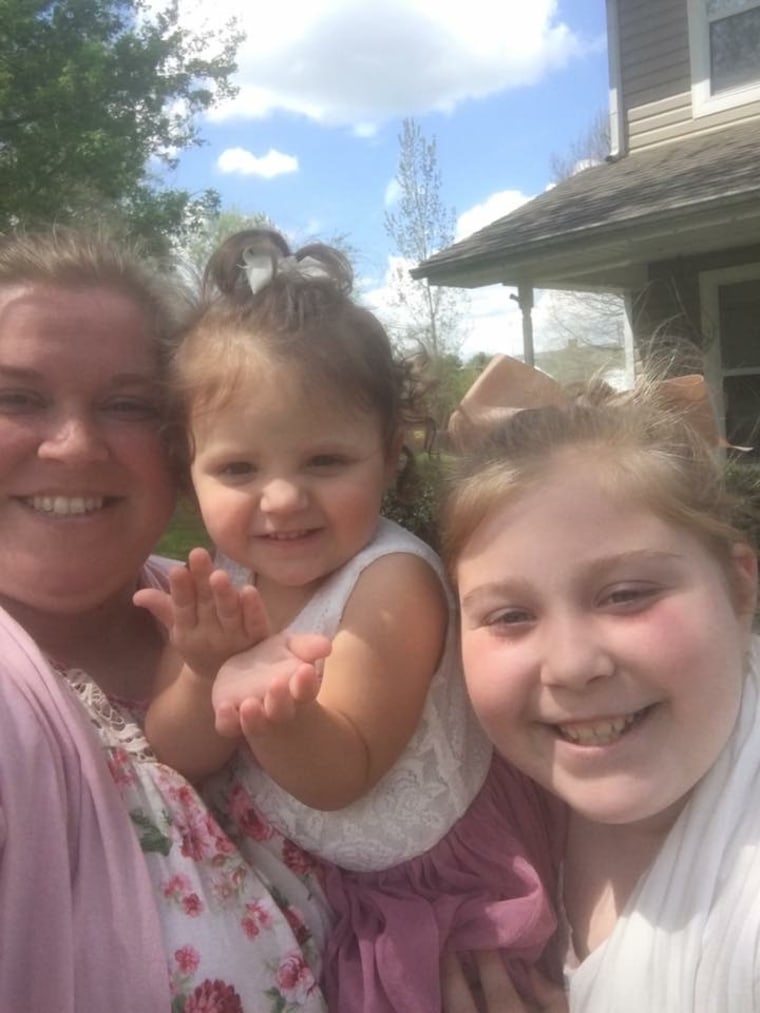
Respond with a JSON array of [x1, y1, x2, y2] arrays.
[[0, 0, 240, 252], [543, 111, 625, 364], [181, 207, 274, 279], [179, 207, 362, 284], [384, 118, 467, 364], [549, 108, 611, 182]]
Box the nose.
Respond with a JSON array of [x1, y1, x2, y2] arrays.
[[539, 612, 614, 690], [259, 476, 307, 514], [37, 413, 109, 464]]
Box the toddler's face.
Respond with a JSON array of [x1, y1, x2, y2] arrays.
[[456, 450, 756, 830], [189, 362, 397, 603]]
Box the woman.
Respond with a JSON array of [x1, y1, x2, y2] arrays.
[[0, 227, 329, 1012]]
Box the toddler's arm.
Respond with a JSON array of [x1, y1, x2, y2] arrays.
[[135, 548, 271, 780], [214, 552, 448, 810]]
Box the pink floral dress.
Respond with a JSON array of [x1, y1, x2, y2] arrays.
[[61, 668, 331, 1013]]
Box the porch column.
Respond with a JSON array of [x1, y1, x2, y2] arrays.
[[622, 291, 636, 384], [517, 282, 535, 366]]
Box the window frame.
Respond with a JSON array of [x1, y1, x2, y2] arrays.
[[687, 0, 760, 116]]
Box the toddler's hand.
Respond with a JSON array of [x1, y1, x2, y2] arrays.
[[134, 547, 271, 680], [212, 632, 332, 738]]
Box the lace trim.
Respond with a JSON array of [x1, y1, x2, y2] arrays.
[[62, 667, 155, 761]]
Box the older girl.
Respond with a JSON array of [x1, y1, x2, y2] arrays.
[[443, 355, 760, 1011]]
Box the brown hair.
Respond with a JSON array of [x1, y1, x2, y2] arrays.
[[173, 228, 426, 464], [442, 373, 757, 597], [0, 225, 191, 480]]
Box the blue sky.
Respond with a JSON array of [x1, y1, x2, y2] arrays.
[[164, 1, 611, 357]]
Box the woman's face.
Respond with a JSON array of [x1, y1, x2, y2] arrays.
[[0, 284, 176, 613]]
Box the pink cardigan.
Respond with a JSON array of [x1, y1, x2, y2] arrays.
[[0, 607, 169, 1012]]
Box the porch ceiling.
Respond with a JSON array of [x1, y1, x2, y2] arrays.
[[411, 120, 760, 293]]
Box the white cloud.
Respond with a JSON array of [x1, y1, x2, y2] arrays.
[[216, 147, 299, 178], [384, 178, 401, 207], [185, 0, 585, 129], [455, 189, 533, 240]]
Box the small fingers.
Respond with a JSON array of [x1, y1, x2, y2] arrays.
[[214, 700, 243, 738], [441, 951, 479, 1013], [285, 633, 333, 665], [474, 951, 528, 1012], [238, 696, 272, 738], [289, 665, 320, 704], [239, 585, 272, 644], [528, 968, 569, 1013], [133, 587, 175, 630]]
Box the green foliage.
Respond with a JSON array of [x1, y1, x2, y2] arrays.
[[725, 458, 760, 550], [0, 0, 240, 251], [382, 453, 449, 552], [181, 206, 274, 278], [155, 498, 212, 561]]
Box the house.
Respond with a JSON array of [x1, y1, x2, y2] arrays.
[[411, 0, 760, 448]]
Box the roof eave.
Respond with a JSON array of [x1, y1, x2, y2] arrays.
[[412, 190, 760, 291]]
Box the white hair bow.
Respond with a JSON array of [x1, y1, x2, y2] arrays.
[[242, 248, 330, 295]]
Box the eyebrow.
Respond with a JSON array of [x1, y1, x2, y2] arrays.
[[0, 365, 156, 387], [460, 549, 683, 610]]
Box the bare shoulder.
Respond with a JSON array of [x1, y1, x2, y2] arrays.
[[347, 549, 448, 613]]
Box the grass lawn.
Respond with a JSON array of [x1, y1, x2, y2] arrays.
[[155, 499, 212, 561]]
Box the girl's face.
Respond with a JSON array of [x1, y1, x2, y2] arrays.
[[190, 359, 399, 604], [456, 449, 757, 829]]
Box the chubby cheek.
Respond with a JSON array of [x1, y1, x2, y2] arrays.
[[460, 631, 527, 754], [198, 491, 249, 549]]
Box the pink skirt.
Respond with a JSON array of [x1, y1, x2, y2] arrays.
[[322, 755, 565, 1012]]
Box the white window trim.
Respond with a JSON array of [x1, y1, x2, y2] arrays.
[[699, 262, 760, 438], [688, 0, 760, 117]]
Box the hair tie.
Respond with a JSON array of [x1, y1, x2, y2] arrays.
[[241, 248, 331, 296]]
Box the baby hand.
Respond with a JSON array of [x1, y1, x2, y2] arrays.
[[134, 547, 271, 680], [212, 632, 332, 739]]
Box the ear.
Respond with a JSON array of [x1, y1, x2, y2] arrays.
[[730, 542, 758, 624]]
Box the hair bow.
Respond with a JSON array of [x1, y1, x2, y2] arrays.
[[242, 248, 330, 296], [448, 354, 747, 451]]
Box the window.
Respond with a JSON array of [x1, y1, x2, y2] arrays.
[[700, 264, 760, 453], [688, 0, 760, 115]]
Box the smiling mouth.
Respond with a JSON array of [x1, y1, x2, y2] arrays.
[[555, 707, 652, 746], [24, 495, 114, 517], [260, 529, 317, 541]]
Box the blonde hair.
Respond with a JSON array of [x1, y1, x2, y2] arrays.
[[0, 225, 191, 480], [0, 226, 186, 353], [442, 374, 756, 595]]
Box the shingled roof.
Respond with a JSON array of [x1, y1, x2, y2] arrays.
[[411, 120, 760, 292]]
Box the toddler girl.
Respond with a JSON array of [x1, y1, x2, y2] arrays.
[[137, 233, 561, 1011], [442, 354, 760, 1011]]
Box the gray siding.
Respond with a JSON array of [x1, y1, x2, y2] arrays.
[[633, 244, 760, 351], [618, 0, 760, 151]]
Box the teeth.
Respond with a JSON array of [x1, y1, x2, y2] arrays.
[[267, 531, 307, 540], [29, 496, 105, 516], [557, 713, 638, 746]]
